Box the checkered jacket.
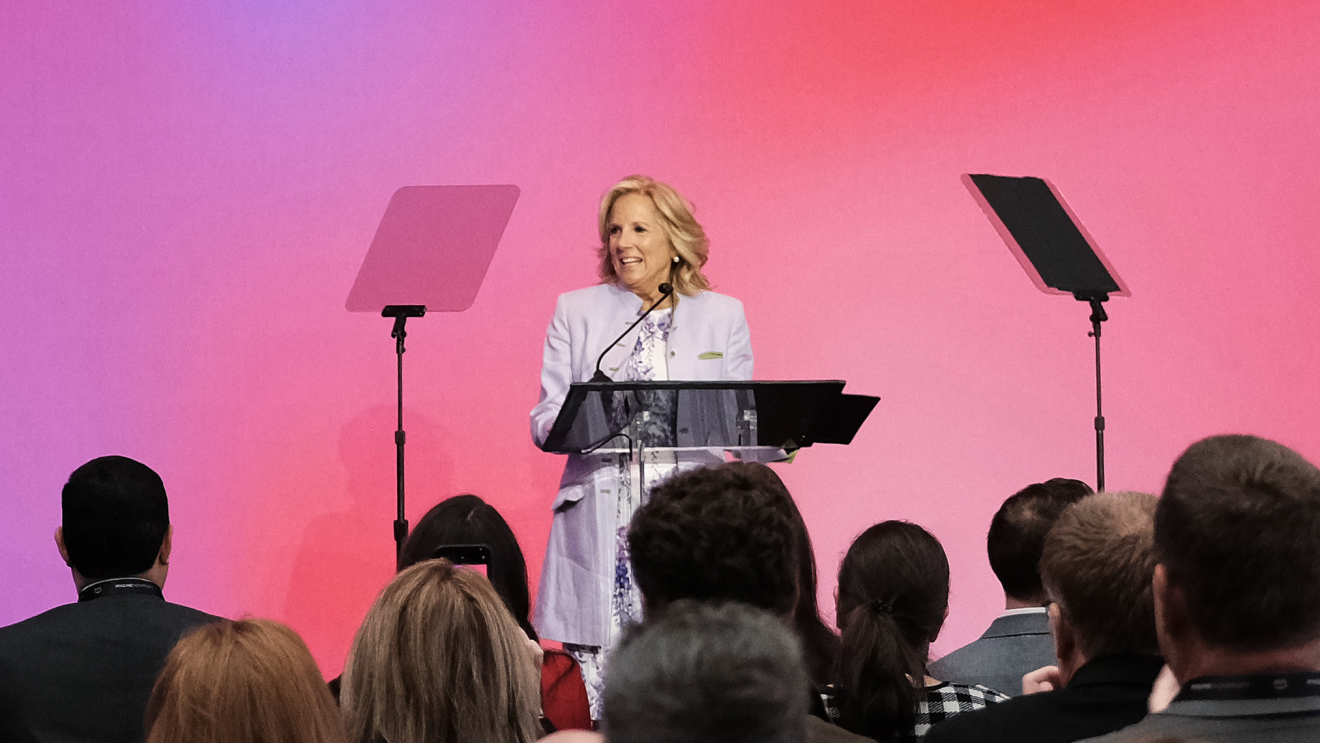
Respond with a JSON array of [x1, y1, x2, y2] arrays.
[[908, 682, 1009, 741], [823, 682, 1009, 742]]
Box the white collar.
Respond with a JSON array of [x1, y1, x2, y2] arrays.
[[1000, 606, 1048, 618]]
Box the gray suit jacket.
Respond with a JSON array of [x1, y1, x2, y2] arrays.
[[928, 611, 1055, 697], [1078, 694, 1320, 742]]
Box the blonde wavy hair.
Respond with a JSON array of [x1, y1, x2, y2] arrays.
[[597, 175, 711, 296], [145, 619, 347, 743], [341, 559, 541, 743]]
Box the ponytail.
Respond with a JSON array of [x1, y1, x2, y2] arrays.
[[834, 601, 927, 740], [832, 522, 949, 742]]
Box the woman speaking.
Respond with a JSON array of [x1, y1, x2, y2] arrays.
[[530, 175, 753, 714]]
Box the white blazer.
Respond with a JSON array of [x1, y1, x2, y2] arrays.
[[531, 282, 753, 645]]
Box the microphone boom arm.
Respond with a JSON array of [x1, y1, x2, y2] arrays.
[[591, 283, 674, 382]]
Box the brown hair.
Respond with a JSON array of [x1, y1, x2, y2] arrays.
[[597, 175, 711, 296], [340, 559, 541, 743], [834, 521, 949, 742], [1158, 434, 1320, 650], [1040, 492, 1160, 658], [987, 478, 1094, 603], [145, 619, 347, 743]]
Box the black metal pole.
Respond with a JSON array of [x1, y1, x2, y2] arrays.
[[391, 315, 409, 564], [381, 305, 425, 565], [1087, 298, 1108, 492]]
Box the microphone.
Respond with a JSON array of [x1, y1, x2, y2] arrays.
[[591, 283, 674, 383]]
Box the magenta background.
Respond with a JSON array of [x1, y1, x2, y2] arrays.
[[4, 1, 1319, 676]]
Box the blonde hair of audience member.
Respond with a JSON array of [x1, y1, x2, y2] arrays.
[[1026, 491, 1160, 693], [341, 559, 541, 743], [596, 175, 711, 297], [145, 618, 347, 743]]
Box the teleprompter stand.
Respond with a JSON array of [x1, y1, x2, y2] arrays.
[[382, 304, 425, 559], [963, 174, 1130, 491], [542, 380, 879, 502], [347, 185, 520, 561]]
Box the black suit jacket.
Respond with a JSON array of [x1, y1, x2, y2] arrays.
[[924, 654, 1165, 743], [0, 591, 220, 743]]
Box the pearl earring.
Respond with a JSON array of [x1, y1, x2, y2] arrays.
[[672, 256, 680, 264]]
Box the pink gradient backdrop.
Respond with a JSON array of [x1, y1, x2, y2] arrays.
[[4, 0, 1318, 675]]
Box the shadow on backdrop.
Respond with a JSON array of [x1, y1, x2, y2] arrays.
[[282, 404, 455, 675]]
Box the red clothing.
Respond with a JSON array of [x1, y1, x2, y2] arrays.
[[542, 649, 592, 730]]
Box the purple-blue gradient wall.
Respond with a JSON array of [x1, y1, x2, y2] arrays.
[[4, 0, 1318, 675]]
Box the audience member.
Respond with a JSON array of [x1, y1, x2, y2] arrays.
[[833, 520, 1008, 742], [930, 477, 1093, 695], [396, 493, 591, 730], [629, 462, 799, 617], [398, 494, 536, 636], [340, 558, 542, 743], [1079, 435, 1320, 742], [0, 455, 220, 742], [628, 462, 869, 743], [603, 600, 808, 743], [741, 464, 842, 686], [927, 492, 1163, 743], [0, 658, 36, 743], [145, 618, 347, 743]]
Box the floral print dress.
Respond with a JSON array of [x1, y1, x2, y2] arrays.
[[566, 308, 678, 719]]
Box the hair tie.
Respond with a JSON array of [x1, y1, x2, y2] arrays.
[[868, 598, 894, 615]]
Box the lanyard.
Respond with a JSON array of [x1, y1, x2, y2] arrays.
[[1179, 673, 1320, 702], [78, 577, 164, 602]]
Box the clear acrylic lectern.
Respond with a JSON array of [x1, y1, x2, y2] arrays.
[[542, 380, 878, 502]]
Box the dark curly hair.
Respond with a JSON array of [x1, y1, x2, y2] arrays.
[[628, 463, 800, 617]]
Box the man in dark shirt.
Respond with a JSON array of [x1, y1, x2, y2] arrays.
[[0, 456, 220, 743], [927, 492, 1164, 743]]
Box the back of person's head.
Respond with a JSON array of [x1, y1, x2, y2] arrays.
[[834, 521, 949, 741], [628, 462, 800, 617], [603, 600, 808, 743], [341, 559, 540, 743], [1158, 434, 1320, 652], [398, 494, 537, 639], [987, 477, 1094, 603], [730, 463, 839, 684], [61, 455, 170, 580], [145, 619, 346, 743], [1040, 492, 1160, 658]]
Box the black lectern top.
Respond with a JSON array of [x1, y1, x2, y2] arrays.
[[541, 380, 878, 455]]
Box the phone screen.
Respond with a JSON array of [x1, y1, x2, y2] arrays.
[[455, 562, 488, 578], [434, 544, 491, 579]]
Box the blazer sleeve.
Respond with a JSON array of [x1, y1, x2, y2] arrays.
[[725, 299, 754, 381], [531, 295, 573, 448]]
